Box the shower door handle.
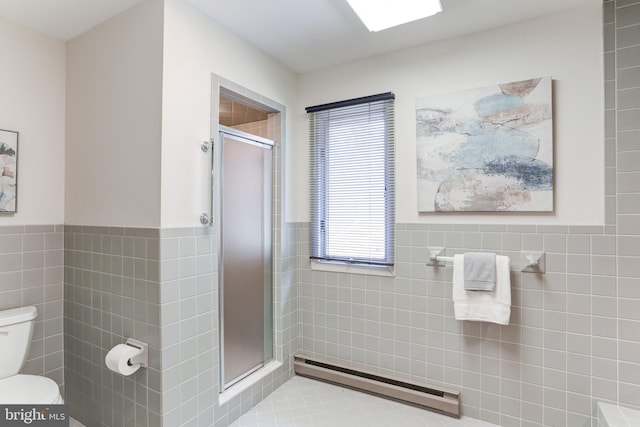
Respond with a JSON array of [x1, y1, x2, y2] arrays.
[[201, 138, 215, 226]]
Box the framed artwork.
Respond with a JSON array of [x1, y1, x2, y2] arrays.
[[0, 129, 18, 213], [416, 77, 553, 212]]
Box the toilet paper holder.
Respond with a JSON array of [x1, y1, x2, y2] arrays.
[[124, 338, 148, 368]]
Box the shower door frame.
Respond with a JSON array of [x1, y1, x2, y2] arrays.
[[216, 125, 275, 391]]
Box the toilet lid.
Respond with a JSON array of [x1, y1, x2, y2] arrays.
[[0, 374, 61, 404]]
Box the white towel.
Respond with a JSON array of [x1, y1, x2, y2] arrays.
[[453, 254, 511, 325]]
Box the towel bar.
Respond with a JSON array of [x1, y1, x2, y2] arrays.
[[426, 247, 545, 274]]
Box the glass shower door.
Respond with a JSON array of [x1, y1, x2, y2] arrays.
[[218, 128, 273, 390]]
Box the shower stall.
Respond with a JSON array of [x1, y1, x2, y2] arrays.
[[216, 126, 274, 390]]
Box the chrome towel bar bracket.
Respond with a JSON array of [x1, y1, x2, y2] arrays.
[[426, 247, 545, 274]]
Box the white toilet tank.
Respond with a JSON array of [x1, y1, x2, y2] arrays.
[[0, 306, 37, 380]]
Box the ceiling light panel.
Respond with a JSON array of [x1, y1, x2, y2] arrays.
[[346, 0, 442, 32]]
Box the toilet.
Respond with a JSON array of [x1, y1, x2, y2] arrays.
[[0, 305, 63, 404]]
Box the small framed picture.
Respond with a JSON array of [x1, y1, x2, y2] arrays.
[[0, 129, 18, 213]]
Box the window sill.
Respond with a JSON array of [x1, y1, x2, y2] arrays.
[[310, 259, 395, 277]]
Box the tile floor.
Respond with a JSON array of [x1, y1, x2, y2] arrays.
[[230, 376, 498, 427], [68, 377, 499, 427], [598, 402, 640, 426], [69, 417, 85, 427]]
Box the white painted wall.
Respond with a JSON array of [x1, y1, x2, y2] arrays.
[[160, 0, 298, 228], [0, 16, 65, 225], [65, 0, 163, 227], [296, 4, 604, 225]]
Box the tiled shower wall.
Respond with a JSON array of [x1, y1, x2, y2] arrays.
[[612, 0, 640, 413], [232, 119, 269, 139], [158, 226, 217, 427], [613, 0, 640, 232], [0, 225, 64, 389]]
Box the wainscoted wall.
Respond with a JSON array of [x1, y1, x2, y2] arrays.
[[0, 225, 65, 390], [158, 226, 216, 426], [298, 223, 624, 426], [63, 223, 291, 427], [136, 221, 296, 427], [64, 226, 162, 427]]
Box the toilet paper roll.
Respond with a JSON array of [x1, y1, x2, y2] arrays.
[[105, 344, 142, 376]]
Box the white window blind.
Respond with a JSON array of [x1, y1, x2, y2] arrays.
[[307, 93, 395, 267]]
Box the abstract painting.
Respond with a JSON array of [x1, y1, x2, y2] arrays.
[[416, 77, 553, 212], [0, 129, 18, 213]]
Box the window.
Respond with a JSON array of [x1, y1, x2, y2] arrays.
[[306, 92, 395, 268]]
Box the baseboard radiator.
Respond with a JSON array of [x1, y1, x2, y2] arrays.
[[294, 355, 460, 418]]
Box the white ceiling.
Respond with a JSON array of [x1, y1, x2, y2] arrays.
[[0, 0, 599, 73], [0, 0, 144, 41]]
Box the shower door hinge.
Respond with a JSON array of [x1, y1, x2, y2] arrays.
[[201, 138, 214, 227], [201, 139, 212, 152]]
